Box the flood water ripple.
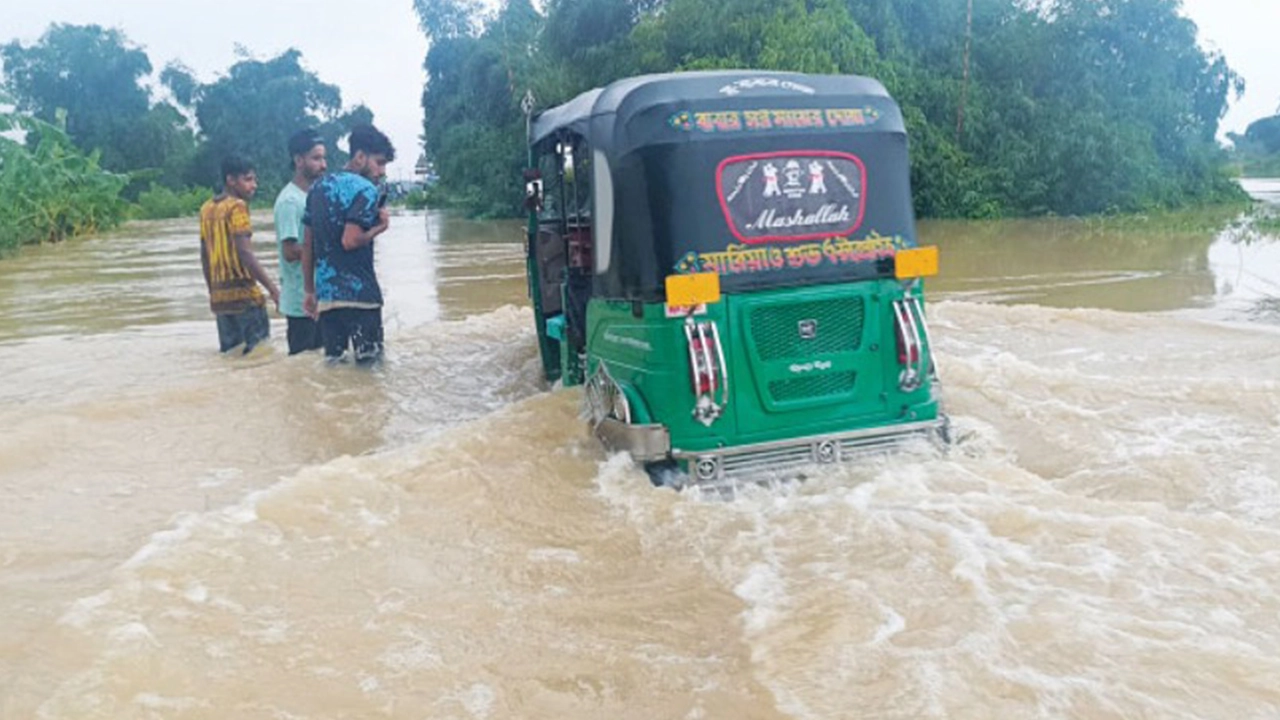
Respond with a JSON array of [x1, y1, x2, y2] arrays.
[[2, 187, 1279, 718]]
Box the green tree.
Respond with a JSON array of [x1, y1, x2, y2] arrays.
[[0, 93, 129, 251], [1, 23, 196, 187], [1230, 112, 1280, 177], [182, 49, 370, 194], [417, 0, 544, 215], [417, 0, 1244, 218], [1241, 116, 1280, 155]]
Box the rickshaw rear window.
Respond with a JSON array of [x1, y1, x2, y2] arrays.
[[716, 151, 867, 243]]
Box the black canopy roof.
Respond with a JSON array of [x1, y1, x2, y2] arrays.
[[530, 70, 905, 154], [531, 71, 917, 301]]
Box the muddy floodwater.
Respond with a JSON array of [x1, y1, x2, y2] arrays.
[[2, 182, 1279, 718]]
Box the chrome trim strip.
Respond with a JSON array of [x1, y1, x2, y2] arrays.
[[671, 419, 944, 464], [709, 320, 729, 407], [907, 296, 939, 381], [892, 299, 922, 390], [696, 321, 716, 397], [900, 297, 924, 381], [683, 317, 699, 394]]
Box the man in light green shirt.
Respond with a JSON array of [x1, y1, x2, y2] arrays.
[[274, 129, 328, 354]]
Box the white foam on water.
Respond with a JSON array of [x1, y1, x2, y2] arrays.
[[358, 673, 381, 694], [132, 693, 209, 712], [104, 621, 159, 655], [182, 582, 208, 604], [58, 590, 114, 630], [733, 562, 788, 635], [459, 683, 496, 719], [527, 547, 583, 564], [584, 298, 1280, 717], [26, 299, 1280, 719], [378, 630, 444, 673], [870, 604, 906, 645]]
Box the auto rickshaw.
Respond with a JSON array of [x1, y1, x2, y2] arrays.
[[523, 70, 944, 486]]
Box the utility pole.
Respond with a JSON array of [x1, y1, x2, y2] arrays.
[[956, 0, 974, 145]]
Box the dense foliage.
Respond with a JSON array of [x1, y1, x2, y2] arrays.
[[0, 98, 129, 252], [1, 24, 197, 195], [0, 24, 371, 247], [1229, 113, 1280, 177], [415, 0, 1247, 218], [168, 50, 374, 194]]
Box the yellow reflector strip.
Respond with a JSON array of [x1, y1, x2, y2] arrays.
[[895, 246, 939, 279], [666, 272, 722, 307]]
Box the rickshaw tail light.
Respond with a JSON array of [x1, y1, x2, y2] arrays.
[[683, 318, 728, 426], [690, 335, 715, 394], [896, 324, 920, 366]]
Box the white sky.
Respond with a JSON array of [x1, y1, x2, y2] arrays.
[[1, 0, 1276, 178], [1181, 0, 1279, 137]]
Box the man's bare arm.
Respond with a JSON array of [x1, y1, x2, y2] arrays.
[[302, 226, 317, 318], [302, 227, 315, 294], [200, 241, 212, 291], [281, 238, 303, 262], [234, 233, 280, 308], [340, 208, 390, 251]]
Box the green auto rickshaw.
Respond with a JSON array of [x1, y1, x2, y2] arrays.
[[523, 70, 944, 486]]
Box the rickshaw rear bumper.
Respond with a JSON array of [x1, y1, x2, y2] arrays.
[[597, 417, 948, 482], [596, 418, 672, 462], [674, 418, 946, 484]]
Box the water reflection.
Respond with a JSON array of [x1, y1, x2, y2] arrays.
[[923, 187, 1280, 324], [6, 192, 1280, 719], [378, 209, 441, 332], [1241, 177, 1280, 205], [1205, 196, 1280, 324], [432, 215, 528, 318], [922, 216, 1221, 312], [0, 209, 523, 344]]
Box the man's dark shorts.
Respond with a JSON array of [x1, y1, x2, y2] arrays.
[[319, 307, 383, 364], [216, 305, 270, 354], [286, 315, 324, 355]]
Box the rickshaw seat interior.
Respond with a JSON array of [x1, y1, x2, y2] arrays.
[[536, 221, 593, 352], [534, 226, 564, 316]]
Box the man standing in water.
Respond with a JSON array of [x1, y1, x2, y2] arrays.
[[200, 155, 280, 354], [274, 129, 328, 354], [302, 124, 393, 364]]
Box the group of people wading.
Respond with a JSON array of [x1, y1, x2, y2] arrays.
[[197, 124, 396, 363]]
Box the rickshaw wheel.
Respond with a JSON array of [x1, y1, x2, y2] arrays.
[[644, 460, 687, 490], [932, 415, 953, 449]]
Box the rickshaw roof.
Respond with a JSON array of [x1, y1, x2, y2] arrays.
[[530, 70, 902, 149]]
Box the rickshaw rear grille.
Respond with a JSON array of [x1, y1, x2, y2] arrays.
[[749, 298, 864, 361], [721, 446, 816, 477], [768, 372, 857, 402]]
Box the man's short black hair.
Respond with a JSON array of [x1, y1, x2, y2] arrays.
[[288, 128, 325, 158], [221, 154, 255, 181], [348, 124, 395, 162]]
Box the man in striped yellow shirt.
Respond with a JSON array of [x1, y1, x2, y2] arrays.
[[199, 155, 280, 354]]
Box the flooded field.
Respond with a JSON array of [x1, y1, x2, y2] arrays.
[[2, 186, 1279, 718]]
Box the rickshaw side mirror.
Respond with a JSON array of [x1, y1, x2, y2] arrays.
[[523, 169, 543, 212]]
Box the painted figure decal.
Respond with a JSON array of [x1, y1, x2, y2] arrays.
[[782, 160, 805, 199], [717, 151, 866, 243], [809, 161, 827, 195], [762, 163, 781, 197]]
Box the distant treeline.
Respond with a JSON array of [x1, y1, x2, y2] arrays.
[[415, 0, 1248, 218], [1230, 114, 1280, 178], [0, 24, 371, 251]]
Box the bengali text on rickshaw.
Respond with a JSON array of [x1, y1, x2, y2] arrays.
[[674, 232, 906, 276]]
